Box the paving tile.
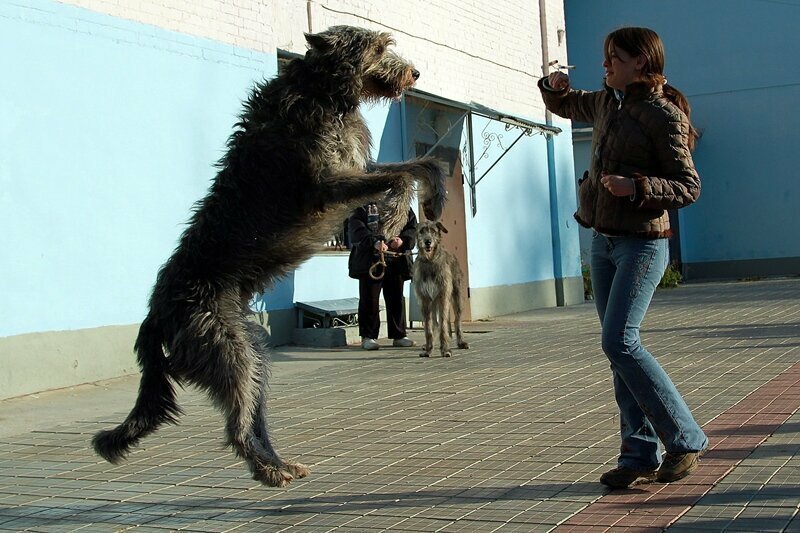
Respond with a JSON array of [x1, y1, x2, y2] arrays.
[[723, 516, 793, 532], [385, 516, 457, 531], [785, 516, 800, 532]]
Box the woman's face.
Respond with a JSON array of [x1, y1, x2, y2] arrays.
[[603, 43, 644, 91]]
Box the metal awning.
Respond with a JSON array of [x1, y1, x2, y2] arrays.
[[405, 89, 561, 215]]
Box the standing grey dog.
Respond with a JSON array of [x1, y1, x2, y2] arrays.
[[412, 221, 469, 358], [91, 26, 446, 488]]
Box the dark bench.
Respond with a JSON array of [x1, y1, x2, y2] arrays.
[[296, 297, 383, 328]]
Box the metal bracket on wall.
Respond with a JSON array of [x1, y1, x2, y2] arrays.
[[404, 89, 561, 216], [462, 110, 561, 216]]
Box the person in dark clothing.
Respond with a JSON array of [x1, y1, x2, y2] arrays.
[[348, 203, 417, 350]]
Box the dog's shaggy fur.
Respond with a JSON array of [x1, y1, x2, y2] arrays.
[[91, 26, 446, 487], [412, 221, 469, 358]]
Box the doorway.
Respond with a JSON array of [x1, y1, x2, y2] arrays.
[[405, 96, 471, 321]]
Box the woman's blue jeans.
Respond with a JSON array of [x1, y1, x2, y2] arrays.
[[591, 232, 707, 470]]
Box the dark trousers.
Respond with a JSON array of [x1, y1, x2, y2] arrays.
[[358, 263, 407, 340]]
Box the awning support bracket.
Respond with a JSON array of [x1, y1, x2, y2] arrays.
[[464, 116, 559, 216], [404, 89, 562, 217]]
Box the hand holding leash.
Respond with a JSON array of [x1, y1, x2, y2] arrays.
[[369, 244, 387, 280], [369, 237, 411, 280]]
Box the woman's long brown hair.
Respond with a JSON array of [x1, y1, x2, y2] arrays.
[[604, 27, 699, 150]]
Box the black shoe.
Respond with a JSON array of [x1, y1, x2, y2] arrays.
[[600, 466, 657, 489]]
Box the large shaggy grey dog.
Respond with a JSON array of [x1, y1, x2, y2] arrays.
[[412, 221, 469, 358], [92, 25, 446, 487]]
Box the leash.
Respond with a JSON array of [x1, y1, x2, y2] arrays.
[[368, 249, 414, 280]]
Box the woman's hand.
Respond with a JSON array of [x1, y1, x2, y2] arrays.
[[601, 172, 635, 197], [374, 240, 388, 252], [387, 237, 403, 250], [547, 71, 570, 91]]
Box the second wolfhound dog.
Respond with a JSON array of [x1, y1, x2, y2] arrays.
[[412, 221, 469, 358], [91, 26, 447, 487]]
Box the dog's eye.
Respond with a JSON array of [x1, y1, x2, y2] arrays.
[[375, 45, 385, 55]]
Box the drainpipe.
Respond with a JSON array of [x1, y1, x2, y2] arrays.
[[539, 0, 565, 306]]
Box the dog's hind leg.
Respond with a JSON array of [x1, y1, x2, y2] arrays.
[[198, 312, 295, 487], [219, 349, 293, 487], [244, 322, 310, 482]]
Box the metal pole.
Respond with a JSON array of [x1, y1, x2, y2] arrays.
[[466, 113, 477, 216]]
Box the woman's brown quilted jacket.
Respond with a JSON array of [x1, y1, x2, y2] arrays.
[[539, 79, 700, 238]]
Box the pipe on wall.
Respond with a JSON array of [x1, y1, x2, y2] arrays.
[[539, 0, 566, 306]]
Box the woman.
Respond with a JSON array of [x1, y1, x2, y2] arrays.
[[347, 203, 417, 350], [539, 27, 707, 488]]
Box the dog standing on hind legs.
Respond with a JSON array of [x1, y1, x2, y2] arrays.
[[91, 26, 447, 488], [412, 221, 469, 358]]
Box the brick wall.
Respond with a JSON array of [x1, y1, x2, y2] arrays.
[[59, 0, 283, 51], [59, 0, 568, 120]]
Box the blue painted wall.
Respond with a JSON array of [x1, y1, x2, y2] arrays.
[[551, 130, 583, 279], [564, 0, 800, 270], [1, 1, 279, 337], [463, 117, 558, 288], [466, 117, 581, 290]]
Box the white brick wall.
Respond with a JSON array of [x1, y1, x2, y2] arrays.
[[60, 0, 283, 51], [60, 0, 569, 120]]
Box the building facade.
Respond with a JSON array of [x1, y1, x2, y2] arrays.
[[1, 0, 583, 399]]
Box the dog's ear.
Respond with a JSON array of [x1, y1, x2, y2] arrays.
[[305, 31, 335, 52], [436, 221, 449, 234]]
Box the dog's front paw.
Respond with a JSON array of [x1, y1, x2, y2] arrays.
[[419, 351, 430, 358], [458, 341, 469, 349], [416, 158, 447, 220], [442, 350, 452, 358], [422, 202, 439, 222]]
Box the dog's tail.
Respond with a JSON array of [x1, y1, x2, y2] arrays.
[[91, 316, 182, 463]]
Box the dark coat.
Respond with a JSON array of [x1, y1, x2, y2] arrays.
[[347, 205, 417, 280], [539, 78, 700, 238]]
